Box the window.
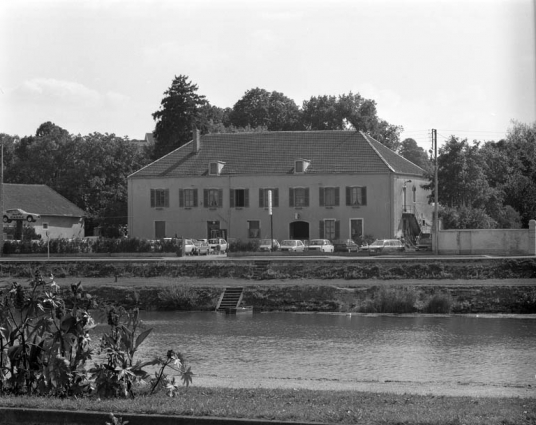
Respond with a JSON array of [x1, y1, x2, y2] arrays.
[[204, 189, 223, 208], [179, 189, 198, 208], [209, 161, 225, 176], [248, 220, 260, 238], [294, 159, 310, 174], [150, 189, 169, 208], [230, 189, 249, 208], [412, 186, 416, 203], [346, 186, 367, 206], [319, 187, 340, 207], [259, 188, 279, 208], [42, 223, 49, 230], [319, 219, 340, 240], [289, 187, 309, 207]]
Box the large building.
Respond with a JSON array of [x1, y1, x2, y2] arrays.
[[127, 130, 433, 242]]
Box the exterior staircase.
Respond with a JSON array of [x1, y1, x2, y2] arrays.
[[216, 287, 244, 313]]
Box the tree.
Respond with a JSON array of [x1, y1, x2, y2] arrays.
[[501, 121, 536, 227], [301, 92, 403, 149], [229, 88, 302, 131], [399, 138, 432, 171], [152, 75, 207, 159]]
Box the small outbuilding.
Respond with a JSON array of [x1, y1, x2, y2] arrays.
[[3, 184, 85, 240]]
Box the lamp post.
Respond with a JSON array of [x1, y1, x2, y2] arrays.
[[432, 129, 439, 255], [268, 190, 273, 251]]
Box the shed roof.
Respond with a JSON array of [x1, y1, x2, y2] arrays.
[[130, 130, 425, 178]]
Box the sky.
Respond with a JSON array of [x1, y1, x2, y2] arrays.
[[1, 0, 535, 150]]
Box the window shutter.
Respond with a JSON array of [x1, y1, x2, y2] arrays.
[[319, 187, 324, 206], [335, 187, 340, 206], [230, 189, 235, 207], [362, 187, 367, 206], [150, 189, 155, 207], [319, 220, 324, 238], [259, 189, 264, 208], [178, 189, 184, 207], [273, 189, 279, 207], [218, 189, 223, 207], [193, 189, 198, 207], [335, 220, 340, 239], [289, 188, 295, 207], [203, 189, 208, 207], [304, 188, 310, 207], [164, 189, 169, 207], [244, 189, 249, 207], [346, 186, 351, 206]]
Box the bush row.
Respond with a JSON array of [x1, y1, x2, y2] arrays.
[[0, 258, 534, 280]]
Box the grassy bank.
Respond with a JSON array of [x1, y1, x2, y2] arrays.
[[0, 386, 534, 425], [42, 276, 536, 314]]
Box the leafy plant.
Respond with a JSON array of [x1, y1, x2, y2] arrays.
[[0, 272, 193, 399]]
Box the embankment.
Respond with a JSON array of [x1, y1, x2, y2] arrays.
[[0, 257, 535, 313]]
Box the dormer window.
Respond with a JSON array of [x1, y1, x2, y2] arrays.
[[294, 159, 310, 174], [209, 161, 225, 176]]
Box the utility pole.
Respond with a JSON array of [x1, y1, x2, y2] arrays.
[[432, 129, 439, 255]]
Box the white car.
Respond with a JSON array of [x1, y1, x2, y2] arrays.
[[208, 238, 228, 253], [280, 239, 305, 252], [3, 208, 41, 223], [258, 239, 280, 252], [307, 239, 334, 253], [181, 239, 196, 255]]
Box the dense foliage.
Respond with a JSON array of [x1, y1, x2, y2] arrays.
[[0, 271, 192, 398]]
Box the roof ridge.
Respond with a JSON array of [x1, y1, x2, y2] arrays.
[[128, 139, 194, 178], [360, 131, 396, 173]]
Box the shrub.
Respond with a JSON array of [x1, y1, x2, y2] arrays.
[[228, 238, 261, 252], [423, 293, 453, 313], [358, 286, 417, 313]]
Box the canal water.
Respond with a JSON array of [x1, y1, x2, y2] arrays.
[[104, 312, 536, 388]]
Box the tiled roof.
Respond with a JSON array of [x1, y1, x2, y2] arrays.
[[3, 184, 85, 217], [130, 130, 425, 178]]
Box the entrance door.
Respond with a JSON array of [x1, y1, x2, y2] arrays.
[[350, 219, 363, 242], [207, 221, 220, 239], [155, 221, 166, 239], [289, 221, 309, 240]]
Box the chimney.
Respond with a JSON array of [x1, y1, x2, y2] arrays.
[[192, 126, 200, 154]]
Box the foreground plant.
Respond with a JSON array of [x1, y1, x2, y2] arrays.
[[0, 271, 192, 399]]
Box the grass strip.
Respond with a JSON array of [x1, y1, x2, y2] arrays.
[[0, 387, 534, 425]]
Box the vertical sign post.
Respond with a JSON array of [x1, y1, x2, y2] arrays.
[[268, 190, 273, 251]]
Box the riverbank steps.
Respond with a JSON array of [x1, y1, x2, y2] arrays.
[[0, 257, 534, 313]]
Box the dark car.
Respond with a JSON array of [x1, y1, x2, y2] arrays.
[[368, 239, 405, 255], [333, 239, 359, 253], [193, 240, 210, 255], [416, 233, 432, 251]]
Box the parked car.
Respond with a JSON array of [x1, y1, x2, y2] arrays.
[[259, 239, 280, 252], [368, 239, 405, 255], [3, 208, 41, 223], [192, 239, 210, 255], [307, 239, 335, 253], [332, 239, 359, 253], [180, 239, 196, 255], [280, 239, 306, 252], [208, 238, 228, 253], [416, 233, 432, 251]]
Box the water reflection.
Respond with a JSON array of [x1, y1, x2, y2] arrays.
[[93, 312, 535, 386]]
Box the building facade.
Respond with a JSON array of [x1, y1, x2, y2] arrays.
[[128, 130, 433, 243]]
